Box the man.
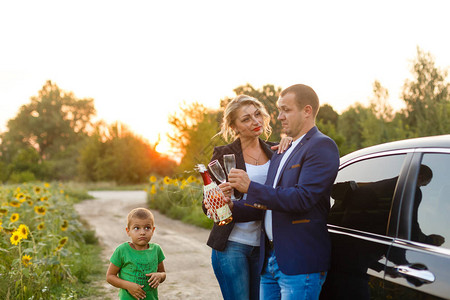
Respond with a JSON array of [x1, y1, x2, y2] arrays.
[[228, 84, 340, 299]]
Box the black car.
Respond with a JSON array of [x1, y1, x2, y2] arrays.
[[320, 135, 450, 300]]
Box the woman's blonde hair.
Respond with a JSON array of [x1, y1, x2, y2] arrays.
[[218, 94, 272, 142]]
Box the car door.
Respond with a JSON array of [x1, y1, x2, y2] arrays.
[[320, 151, 412, 300], [383, 150, 450, 299]]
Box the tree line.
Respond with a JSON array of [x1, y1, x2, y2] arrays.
[[0, 47, 448, 183], [0, 81, 176, 184], [168, 47, 450, 172]]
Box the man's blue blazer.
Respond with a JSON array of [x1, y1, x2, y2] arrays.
[[233, 126, 340, 275]]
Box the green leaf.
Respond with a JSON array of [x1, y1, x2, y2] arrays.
[[0, 247, 10, 253]]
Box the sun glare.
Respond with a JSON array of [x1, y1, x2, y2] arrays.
[[155, 140, 171, 155]]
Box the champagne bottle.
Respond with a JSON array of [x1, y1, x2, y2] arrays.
[[197, 164, 233, 226]]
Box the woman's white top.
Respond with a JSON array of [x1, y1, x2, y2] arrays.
[[228, 160, 270, 246]]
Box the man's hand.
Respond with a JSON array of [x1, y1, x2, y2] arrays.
[[126, 282, 146, 299], [228, 169, 251, 193]]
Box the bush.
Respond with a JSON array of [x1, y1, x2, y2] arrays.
[[146, 175, 213, 229], [8, 171, 36, 184]]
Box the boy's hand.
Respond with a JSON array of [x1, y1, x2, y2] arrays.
[[146, 272, 165, 288], [126, 282, 146, 299]]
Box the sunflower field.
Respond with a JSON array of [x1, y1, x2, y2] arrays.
[[0, 183, 102, 300], [145, 175, 213, 229]]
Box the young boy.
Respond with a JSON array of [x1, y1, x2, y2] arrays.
[[107, 208, 166, 300]]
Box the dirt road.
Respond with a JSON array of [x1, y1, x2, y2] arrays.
[[74, 191, 222, 300]]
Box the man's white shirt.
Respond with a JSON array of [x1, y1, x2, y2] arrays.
[[264, 135, 305, 241]]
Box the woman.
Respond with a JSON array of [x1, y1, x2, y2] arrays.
[[203, 94, 291, 300]]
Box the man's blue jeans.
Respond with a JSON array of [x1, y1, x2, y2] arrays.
[[260, 249, 327, 300], [211, 241, 260, 300]]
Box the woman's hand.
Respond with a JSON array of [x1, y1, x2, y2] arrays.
[[218, 182, 233, 198], [225, 195, 234, 210], [271, 136, 293, 154]]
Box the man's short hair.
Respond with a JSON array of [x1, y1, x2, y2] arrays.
[[280, 84, 320, 117]]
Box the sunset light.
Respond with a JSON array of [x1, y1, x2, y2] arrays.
[[1, 2, 450, 298], [1, 0, 450, 160]]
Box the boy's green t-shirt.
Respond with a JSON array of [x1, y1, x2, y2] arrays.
[[110, 242, 165, 300]]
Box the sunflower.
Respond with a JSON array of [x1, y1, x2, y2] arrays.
[[172, 179, 179, 187], [22, 255, 32, 266], [60, 189, 64, 194], [149, 176, 157, 183], [15, 193, 26, 202], [44, 182, 50, 188], [61, 220, 69, 231], [27, 200, 34, 206], [34, 186, 41, 194], [59, 237, 69, 247], [187, 175, 196, 183], [10, 231, 22, 245], [10, 200, 21, 208], [163, 176, 172, 185], [0, 208, 8, 216], [10, 213, 19, 223], [159, 186, 164, 191], [150, 185, 156, 195], [3, 227, 15, 234], [40, 196, 48, 201], [17, 224, 29, 239], [34, 206, 47, 216], [0, 221, 2, 232], [37, 222, 45, 230]]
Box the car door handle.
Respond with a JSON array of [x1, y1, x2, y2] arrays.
[[394, 263, 435, 284]]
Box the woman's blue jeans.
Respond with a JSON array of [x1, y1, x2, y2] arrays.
[[211, 241, 260, 300], [260, 249, 327, 300]]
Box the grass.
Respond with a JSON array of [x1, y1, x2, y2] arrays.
[[60, 181, 148, 192]]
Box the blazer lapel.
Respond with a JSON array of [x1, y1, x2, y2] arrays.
[[266, 153, 283, 186], [228, 139, 245, 171], [273, 126, 318, 186]]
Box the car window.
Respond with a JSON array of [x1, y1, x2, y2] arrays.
[[329, 154, 406, 236], [411, 153, 450, 249]]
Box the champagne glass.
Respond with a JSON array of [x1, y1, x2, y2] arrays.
[[223, 154, 238, 200], [223, 154, 236, 178], [208, 160, 226, 183]]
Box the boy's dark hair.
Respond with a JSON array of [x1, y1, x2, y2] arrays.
[[127, 208, 154, 228]]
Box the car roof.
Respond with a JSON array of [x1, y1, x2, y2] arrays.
[[340, 134, 450, 164]]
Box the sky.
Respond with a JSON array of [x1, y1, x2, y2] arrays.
[[1, 0, 449, 155]]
